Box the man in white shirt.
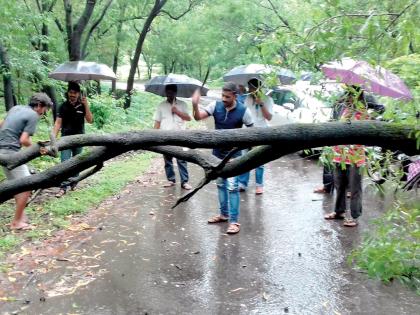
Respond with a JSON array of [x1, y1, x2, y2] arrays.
[[238, 78, 273, 194], [154, 85, 192, 190]]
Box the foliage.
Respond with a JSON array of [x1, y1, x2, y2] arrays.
[[349, 200, 420, 292]]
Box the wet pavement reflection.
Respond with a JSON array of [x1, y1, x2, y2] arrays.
[[1, 154, 419, 314]]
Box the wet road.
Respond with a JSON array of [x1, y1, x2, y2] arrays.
[[2, 154, 419, 314]]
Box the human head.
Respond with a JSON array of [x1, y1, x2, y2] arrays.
[[221, 81, 237, 108], [165, 84, 178, 102], [238, 84, 246, 95], [247, 78, 262, 93], [29, 92, 52, 116], [67, 81, 81, 104]]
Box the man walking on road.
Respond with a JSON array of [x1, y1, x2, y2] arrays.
[[191, 82, 254, 234], [0, 93, 52, 230], [154, 84, 192, 190]]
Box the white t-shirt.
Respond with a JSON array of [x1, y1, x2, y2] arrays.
[[244, 95, 274, 127], [154, 99, 189, 130]]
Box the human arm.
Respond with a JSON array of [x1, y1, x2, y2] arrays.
[[53, 117, 63, 137], [172, 103, 191, 121], [82, 96, 93, 124], [19, 132, 32, 147], [255, 96, 273, 121], [191, 90, 210, 121]]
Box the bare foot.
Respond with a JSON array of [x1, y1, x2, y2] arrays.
[[10, 221, 35, 231]]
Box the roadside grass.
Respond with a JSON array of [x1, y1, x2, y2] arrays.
[[349, 198, 420, 293]]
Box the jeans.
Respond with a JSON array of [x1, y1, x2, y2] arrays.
[[60, 147, 83, 189], [238, 149, 264, 188], [322, 165, 334, 193], [334, 164, 363, 219], [164, 155, 189, 184], [217, 176, 240, 223]]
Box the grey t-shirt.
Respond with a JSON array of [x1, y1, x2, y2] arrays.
[[0, 105, 39, 151]]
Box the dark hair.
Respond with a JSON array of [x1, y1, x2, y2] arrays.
[[29, 93, 53, 108], [247, 78, 261, 89], [165, 84, 178, 93], [222, 82, 238, 94], [68, 81, 81, 93]]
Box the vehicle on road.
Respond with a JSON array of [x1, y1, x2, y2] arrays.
[[268, 81, 340, 127]]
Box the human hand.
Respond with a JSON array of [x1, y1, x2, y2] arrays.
[[171, 104, 177, 114], [192, 89, 201, 106], [39, 147, 49, 155], [81, 96, 88, 106]]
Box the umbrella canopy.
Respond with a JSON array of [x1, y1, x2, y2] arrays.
[[278, 68, 296, 85], [223, 64, 273, 86], [144, 73, 208, 98], [49, 61, 116, 81], [321, 58, 413, 101]]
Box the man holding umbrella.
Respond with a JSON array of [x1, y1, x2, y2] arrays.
[[53, 82, 93, 197], [154, 84, 192, 190]]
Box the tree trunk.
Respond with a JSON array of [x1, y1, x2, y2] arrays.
[[64, 0, 97, 61], [0, 42, 16, 111], [124, 0, 167, 109], [0, 122, 417, 204], [111, 13, 124, 93]]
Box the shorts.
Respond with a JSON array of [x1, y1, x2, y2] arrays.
[[0, 149, 30, 180]]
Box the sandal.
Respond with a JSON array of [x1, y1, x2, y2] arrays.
[[181, 183, 192, 190], [226, 223, 240, 234], [55, 188, 66, 198], [313, 187, 327, 193], [324, 212, 345, 220], [163, 181, 175, 188], [343, 218, 358, 227], [208, 215, 229, 224]]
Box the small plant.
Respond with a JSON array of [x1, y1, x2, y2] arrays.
[[349, 201, 420, 292]]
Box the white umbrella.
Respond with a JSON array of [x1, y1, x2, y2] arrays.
[[49, 61, 116, 81], [144, 73, 208, 98]]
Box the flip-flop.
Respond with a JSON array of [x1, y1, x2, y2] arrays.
[[343, 218, 358, 227], [324, 212, 345, 220], [208, 215, 229, 224], [226, 223, 240, 234]]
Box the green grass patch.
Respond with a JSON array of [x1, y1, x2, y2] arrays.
[[0, 152, 155, 254], [349, 199, 420, 293]]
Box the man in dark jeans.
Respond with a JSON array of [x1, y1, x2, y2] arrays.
[[153, 85, 192, 190], [53, 82, 93, 196]]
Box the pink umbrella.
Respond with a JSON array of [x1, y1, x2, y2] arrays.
[[321, 58, 413, 101]]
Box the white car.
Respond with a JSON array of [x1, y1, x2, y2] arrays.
[[268, 81, 341, 126]]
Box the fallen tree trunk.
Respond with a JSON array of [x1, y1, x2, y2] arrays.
[[0, 122, 417, 204]]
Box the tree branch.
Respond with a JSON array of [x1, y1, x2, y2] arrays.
[[160, 0, 195, 20], [81, 0, 113, 58]]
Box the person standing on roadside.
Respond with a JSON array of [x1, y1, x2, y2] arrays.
[[324, 85, 368, 227], [154, 84, 192, 190], [0, 93, 52, 230], [191, 82, 254, 234], [238, 78, 273, 195], [53, 81, 93, 197]]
